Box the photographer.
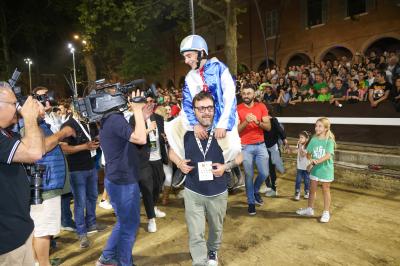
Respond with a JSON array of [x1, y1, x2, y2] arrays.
[[96, 90, 149, 266], [0, 82, 44, 265]]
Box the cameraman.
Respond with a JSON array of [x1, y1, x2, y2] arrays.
[[0, 82, 44, 265], [96, 90, 148, 266]]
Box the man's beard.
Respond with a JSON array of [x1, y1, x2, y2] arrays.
[[198, 116, 213, 127], [243, 97, 254, 105]]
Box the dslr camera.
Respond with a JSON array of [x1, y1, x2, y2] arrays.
[[73, 79, 158, 123], [9, 69, 57, 108], [24, 164, 46, 205]]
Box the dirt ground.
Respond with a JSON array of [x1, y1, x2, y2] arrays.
[[51, 167, 400, 266]]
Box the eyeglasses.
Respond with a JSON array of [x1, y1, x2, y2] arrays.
[[194, 105, 214, 113]]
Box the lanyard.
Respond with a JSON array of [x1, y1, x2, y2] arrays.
[[195, 129, 214, 161], [73, 118, 91, 141]]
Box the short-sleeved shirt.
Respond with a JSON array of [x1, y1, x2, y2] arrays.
[[170, 104, 181, 117], [304, 93, 317, 101], [331, 86, 346, 98], [100, 113, 140, 184], [313, 82, 328, 92], [317, 93, 331, 102], [61, 118, 95, 171], [390, 87, 400, 103], [290, 92, 302, 102], [0, 129, 34, 255], [238, 102, 269, 145], [300, 84, 311, 92], [369, 81, 392, 101], [347, 89, 360, 98], [184, 131, 227, 197], [359, 80, 369, 90], [306, 137, 335, 181], [263, 92, 277, 103]]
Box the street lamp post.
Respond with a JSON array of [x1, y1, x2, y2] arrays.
[[24, 58, 33, 93], [68, 43, 77, 97], [190, 0, 195, 34]]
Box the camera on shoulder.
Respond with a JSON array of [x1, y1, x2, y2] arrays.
[[73, 79, 158, 123]]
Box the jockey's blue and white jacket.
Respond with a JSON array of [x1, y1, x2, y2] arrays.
[[180, 57, 238, 131]]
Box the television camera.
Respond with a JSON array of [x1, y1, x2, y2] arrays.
[[73, 79, 158, 123]]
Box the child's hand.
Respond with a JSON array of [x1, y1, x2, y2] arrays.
[[178, 159, 194, 174], [194, 124, 208, 140], [215, 128, 226, 139]]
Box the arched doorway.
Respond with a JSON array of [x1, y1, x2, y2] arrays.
[[364, 37, 400, 56], [286, 53, 312, 67], [257, 59, 275, 72], [320, 46, 353, 62]]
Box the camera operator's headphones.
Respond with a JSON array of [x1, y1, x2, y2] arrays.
[[180, 35, 208, 70]]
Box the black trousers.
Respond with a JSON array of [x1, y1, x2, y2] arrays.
[[265, 150, 277, 191], [138, 160, 165, 219]]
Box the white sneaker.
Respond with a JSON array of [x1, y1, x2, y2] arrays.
[[304, 192, 310, 199], [294, 193, 300, 201], [99, 200, 113, 210], [296, 207, 314, 216], [154, 207, 166, 218], [320, 211, 330, 223], [207, 251, 218, 266], [148, 218, 157, 233], [259, 186, 268, 194], [265, 190, 277, 197]]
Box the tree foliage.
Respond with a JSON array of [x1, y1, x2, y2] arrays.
[[196, 0, 245, 75], [78, 0, 189, 80]]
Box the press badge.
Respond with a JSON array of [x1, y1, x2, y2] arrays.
[[198, 161, 213, 181]]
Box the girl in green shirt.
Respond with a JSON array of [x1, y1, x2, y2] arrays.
[[296, 117, 336, 223]]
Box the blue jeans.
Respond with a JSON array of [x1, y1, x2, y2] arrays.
[[61, 192, 74, 227], [242, 143, 270, 204], [295, 169, 310, 193], [102, 179, 140, 266], [70, 168, 98, 236]]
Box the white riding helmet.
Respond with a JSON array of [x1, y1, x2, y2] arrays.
[[180, 35, 208, 55]]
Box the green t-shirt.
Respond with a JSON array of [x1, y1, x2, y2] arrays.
[[300, 84, 311, 92], [306, 137, 335, 180], [317, 93, 331, 102], [313, 82, 327, 91]]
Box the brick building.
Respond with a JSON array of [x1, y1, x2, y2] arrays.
[[160, 0, 400, 86]]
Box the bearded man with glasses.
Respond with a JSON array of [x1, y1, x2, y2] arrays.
[[169, 91, 242, 266]]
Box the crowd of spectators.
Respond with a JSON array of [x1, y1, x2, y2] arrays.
[[147, 51, 400, 115], [234, 51, 400, 112], [54, 51, 400, 119]]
